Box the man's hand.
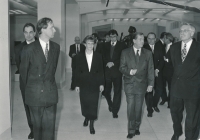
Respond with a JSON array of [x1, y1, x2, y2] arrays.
[[100, 85, 104, 93], [130, 69, 137, 75], [106, 62, 114, 68], [72, 53, 76, 57], [155, 69, 159, 77], [147, 86, 153, 92], [75, 87, 80, 93]]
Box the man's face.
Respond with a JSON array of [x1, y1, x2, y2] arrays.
[[75, 37, 80, 44], [110, 34, 117, 42], [179, 25, 194, 42], [42, 22, 56, 39], [24, 26, 36, 42], [164, 37, 169, 44], [85, 40, 94, 51], [105, 35, 110, 42], [133, 35, 144, 49], [147, 34, 156, 45]]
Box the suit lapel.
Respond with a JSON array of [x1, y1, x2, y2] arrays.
[[137, 48, 146, 70], [129, 47, 137, 69], [90, 52, 96, 73], [34, 40, 46, 63], [44, 41, 56, 74], [83, 52, 90, 72]]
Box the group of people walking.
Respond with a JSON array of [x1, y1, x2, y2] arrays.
[[15, 16, 200, 140]]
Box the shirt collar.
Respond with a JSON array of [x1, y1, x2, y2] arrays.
[[39, 38, 49, 46], [160, 39, 164, 44], [85, 51, 93, 56], [111, 41, 117, 46], [26, 38, 35, 44], [167, 42, 172, 47], [133, 46, 141, 55], [182, 39, 193, 47]]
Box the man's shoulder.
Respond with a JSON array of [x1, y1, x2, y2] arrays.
[[15, 41, 26, 49], [122, 47, 132, 54], [143, 47, 152, 54]]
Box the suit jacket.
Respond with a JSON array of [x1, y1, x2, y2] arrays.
[[15, 41, 27, 71], [94, 42, 104, 55], [69, 43, 85, 68], [20, 40, 60, 106], [119, 47, 154, 94], [143, 42, 164, 72], [163, 44, 174, 78], [170, 41, 200, 99], [75, 52, 104, 92], [103, 41, 127, 78]]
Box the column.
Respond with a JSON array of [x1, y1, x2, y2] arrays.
[[0, 0, 12, 139]]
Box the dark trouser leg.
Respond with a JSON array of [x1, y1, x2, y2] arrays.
[[184, 99, 200, 140], [166, 77, 172, 104], [170, 96, 184, 136], [20, 81, 33, 131], [71, 67, 75, 89], [161, 76, 168, 102], [29, 105, 57, 140], [153, 76, 163, 107], [104, 78, 113, 107], [126, 93, 145, 134], [135, 94, 145, 130], [145, 91, 153, 114], [112, 77, 122, 114]]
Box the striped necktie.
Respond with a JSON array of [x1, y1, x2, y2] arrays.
[[45, 43, 48, 62], [181, 43, 187, 62]]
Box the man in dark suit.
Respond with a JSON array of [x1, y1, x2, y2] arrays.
[[120, 32, 154, 139], [69, 36, 85, 90], [20, 17, 60, 140], [170, 23, 200, 140], [14, 23, 36, 139], [143, 32, 164, 116], [160, 33, 174, 108], [103, 29, 126, 118]]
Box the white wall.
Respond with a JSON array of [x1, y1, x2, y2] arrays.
[[0, 0, 11, 139]]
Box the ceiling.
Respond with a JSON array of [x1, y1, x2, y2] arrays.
[[9, 0, 200, 23]]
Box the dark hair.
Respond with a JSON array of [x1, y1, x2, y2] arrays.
[[165, 33, 174, 43], [92, 33, 99, 39], [133, 32, 144, 40], [23, 23, 35, 32], [160, 32, 167, 39], [108, 29, 118, 36], [147, 32, 156, 38], [128, 26, 136, 33], [36, 17, 53, 35], [104, 32, 110, 37], [83, 35, 96, 44]]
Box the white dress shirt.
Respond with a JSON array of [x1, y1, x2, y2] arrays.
[[160, 39, 164, 45], [166, 42, 172, 53], [133, 46, 141, 56], [39, 38, 49, 54], [181, 39, 193, 56], [149, 44, 154, 53], [85, 51, 93, 72]]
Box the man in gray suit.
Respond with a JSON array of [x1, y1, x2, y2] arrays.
[[20, 17, 60, 140], [120, 32, 154, 139]]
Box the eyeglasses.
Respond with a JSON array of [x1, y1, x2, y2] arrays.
[[147, 38, 155, 40], [179, 30, 191, 33]]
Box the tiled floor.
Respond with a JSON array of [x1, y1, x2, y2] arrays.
[[9, 66, 199, 140]]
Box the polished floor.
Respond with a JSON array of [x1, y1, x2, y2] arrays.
[[10, 66, 198, 140]]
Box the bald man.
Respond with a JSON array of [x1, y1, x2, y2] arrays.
[[69, 36, 85, 90]]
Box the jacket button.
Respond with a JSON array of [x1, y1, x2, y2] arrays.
[[41, 90, 43, 92]]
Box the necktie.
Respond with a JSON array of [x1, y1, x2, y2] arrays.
[[45, 43, 48, 62], [181, 43, 187, 62], [151, 45, 154, 53], [110, 42, 115, 58], [136, 50, 140, 64], [76, 45, 79, 54]]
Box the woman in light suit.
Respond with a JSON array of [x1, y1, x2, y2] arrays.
[[75, 35, 104, 134]]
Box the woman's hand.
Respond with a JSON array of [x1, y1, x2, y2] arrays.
[[75, 87, 80, 93], [100, 85, 104, 93]]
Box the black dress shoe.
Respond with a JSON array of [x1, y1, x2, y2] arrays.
[[89, 120, 95, 134], [159, 100, 166, 105], [83, 118, 89, 127], [28, 131, 34, 139], [113, 113, 118, 118], [171, 134, 179, 140], [108, 106, 112, 112], [135, 130, 140, 135], [153, 107, 160, 112], [147, 113, 152, 117], [127, 133, 135, 139]]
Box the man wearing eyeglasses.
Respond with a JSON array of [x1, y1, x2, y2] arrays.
[[143, 32, 165, 117], [170, 23, 200, 140], [14, 23, 36, 139]]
